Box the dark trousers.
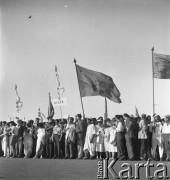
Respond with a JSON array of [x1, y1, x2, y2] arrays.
[[0, 137, 3, 156], [65, 140, 74, 158], [116, 132, 126, 160], [17, 138, 23, 156], [125, 134, 134, 159], [60, 139, 65, 158], [140, 139, 151, 159], [132, 138, 140, 160], [53, 134, 60, 158], [45, 135, 53, 158]]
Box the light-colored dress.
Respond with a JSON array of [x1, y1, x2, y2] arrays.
[[138, 119, 148, 139], [24, 127, 33, 157], [109, 127, 117, 152], [95, 125, 104, 152], [83, 124, 96, 156], [104, 127, 110, 152]]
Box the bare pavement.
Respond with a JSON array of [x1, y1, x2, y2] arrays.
[[0, 158, 170, 180]]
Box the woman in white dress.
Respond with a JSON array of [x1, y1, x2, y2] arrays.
[[104, 119, 111, 159], [109, 119, 117, 159], [95, 117, 104, 159], [24, 122, 33, 158]]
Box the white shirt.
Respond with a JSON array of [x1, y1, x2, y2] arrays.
[[116, 122, 124, 132], [11, 126, 18, 135], [37, 128, 45, 138], [65, 124, 75, 139], [162, 123, 170, 134]]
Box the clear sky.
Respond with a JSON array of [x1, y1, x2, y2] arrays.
[[0, 0, 170, 121]]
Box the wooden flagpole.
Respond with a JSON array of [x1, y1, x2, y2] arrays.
[[104, 97, 108, 120], [73, 59, 85, 118]]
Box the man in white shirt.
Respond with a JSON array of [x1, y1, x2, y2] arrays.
[[162, 114, 170, 161], [151, 115, 163, 161]]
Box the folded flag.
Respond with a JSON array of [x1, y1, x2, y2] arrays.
[[48, 93, 54, 119], [76, 63, 121, 103], [153, 53, 170, 79], [135, 106, 140, 117]]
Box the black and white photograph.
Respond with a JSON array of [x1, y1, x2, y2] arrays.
[[0, 0, 170, 179]]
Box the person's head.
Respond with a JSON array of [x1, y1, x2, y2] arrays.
[[123, 113, 130, 121], [17, 119, 23, 126], [28, 120, 34, 126], [75, 114, 82, 121], [54, 119, 59, 125], [164, 115, 170, 123], [68, 117, 74, 124], [38, 122, 44, 128], [153, 114, 161, 122], [35, 118, 39, 125], [97, 117, 103, 126], [91, 118, 96, 125], [141, 114, 146, 120], [86, 118, 91, 125], [111, 118, 117, 127], [105, 118, 111, 127], [26, 122, 32, 128], [9, 121, 16, 127], [115, 115, 123, 122], [2, 121, 6, 127], [59, 121, 64, 128]]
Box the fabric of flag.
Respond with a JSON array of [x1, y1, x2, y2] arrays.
[[15, 84, 23, 113], [48, 93, 54, 119], [38, 108, 48, 122], [55, 65, 65, 98], [153, 53, 170, 79], [135, 106, 139, 117], [76, 64, 121, 103]]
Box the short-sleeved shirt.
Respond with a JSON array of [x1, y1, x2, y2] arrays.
[[53, 125, 62, 135]]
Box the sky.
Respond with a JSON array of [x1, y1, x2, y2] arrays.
[[0, 0, 170, 121]]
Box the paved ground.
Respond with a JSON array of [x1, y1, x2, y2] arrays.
[[0, 158, 170, 180]]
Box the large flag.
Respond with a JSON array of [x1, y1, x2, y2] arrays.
[[153, 53, 170, 79], [14, 84, 23, 113], [48, 93, 54, 119], [76, 63, 121, 103]]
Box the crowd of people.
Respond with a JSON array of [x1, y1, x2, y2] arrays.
[[0, 113, 170, 161]]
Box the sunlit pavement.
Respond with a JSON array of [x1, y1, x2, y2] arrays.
[[0, 157, 170, 180]]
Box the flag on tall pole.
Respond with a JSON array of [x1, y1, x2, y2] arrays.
[[14, 84, 23, 113], [153, 53, 170, 79], [48, 92, 54, 119], [74, 61, 121, 103]]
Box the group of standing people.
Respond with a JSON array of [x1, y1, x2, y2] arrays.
[[0, 113, 170, 161]]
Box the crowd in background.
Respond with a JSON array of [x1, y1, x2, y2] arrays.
[[0, 113, 170, 161]]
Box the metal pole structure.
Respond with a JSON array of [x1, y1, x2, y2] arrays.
[[151, 47, 155, 115], [73, 58, 85, 118]]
